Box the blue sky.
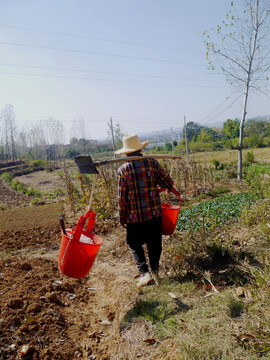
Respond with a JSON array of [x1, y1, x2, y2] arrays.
[[0, 0, 269, 141]]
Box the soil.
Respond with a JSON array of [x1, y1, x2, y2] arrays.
[[0, 179, 29, 209], [0, 184, 172, 359]]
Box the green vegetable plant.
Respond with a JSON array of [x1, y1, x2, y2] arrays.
[[177, 192, 259, 232]]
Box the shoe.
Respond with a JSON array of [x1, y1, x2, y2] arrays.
[[137, 272, 154, 288], [152, 271, 161, 285]]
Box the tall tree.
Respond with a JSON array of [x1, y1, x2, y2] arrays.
[[183, 121, 203, 141], [0, 104, 17, 159], [204, 0, 270, 179]]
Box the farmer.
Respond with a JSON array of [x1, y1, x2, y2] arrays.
[[116, 134, 178, 288]]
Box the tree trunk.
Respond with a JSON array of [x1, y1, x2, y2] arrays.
[[237, 0, 259, 180], [238, 88, 249, 180]]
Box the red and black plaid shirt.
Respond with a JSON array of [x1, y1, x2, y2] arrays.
[[117, 158, 173, 225]]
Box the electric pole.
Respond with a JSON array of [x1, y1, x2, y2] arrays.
[[171, 126, 174, 155], [184, 115, 189, 164], [108, 117, 116, 157]]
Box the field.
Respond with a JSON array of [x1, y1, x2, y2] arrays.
[[190, 147, 270, 165], [0, 151, 269, 359]]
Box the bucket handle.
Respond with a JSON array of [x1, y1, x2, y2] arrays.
[[158, 187, 181, 208], [72, 209, 96, 242]]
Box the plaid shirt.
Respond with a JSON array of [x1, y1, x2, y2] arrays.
[[117, 158, 174, 225]]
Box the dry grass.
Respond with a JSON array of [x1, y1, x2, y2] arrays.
[[190, 147, 270, 165]]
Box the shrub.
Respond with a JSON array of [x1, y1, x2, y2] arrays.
[[2, 172, 12, 183], [245, 151, 255, 164], [32, 159, 46, 167], [26, 187, 42, 198], [212, 159, 220, 170], [30, 198, 40, 206], [11, 179, 27, 194]]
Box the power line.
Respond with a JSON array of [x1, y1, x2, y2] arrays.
[[199, 92, 243, 125], [0, 62, 223, 83], [198, 86, 243, 124], [0, 40, 206, 67], [0, 71, 227, 88], [144, 0, 224, 16], [0, 24, 204, 55]]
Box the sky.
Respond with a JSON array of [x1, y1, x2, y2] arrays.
[[0, 0, 269, 142]]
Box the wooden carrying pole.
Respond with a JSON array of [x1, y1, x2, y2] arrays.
[[92, 154, 182, 167], [75, 155, 183, 174]]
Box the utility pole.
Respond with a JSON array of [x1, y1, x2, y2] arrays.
[[108, 117, 116, 157], [184, 115, 189, 164], [171, 126, 174, 155]]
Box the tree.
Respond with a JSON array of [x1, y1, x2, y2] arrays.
[[222, 119, 240, 139], [0, 104, 17, 160], [107, 119, 124, 152], [184, 122, 203, 141], [70, 117, 89, 141], [204, 0, 270, 179]]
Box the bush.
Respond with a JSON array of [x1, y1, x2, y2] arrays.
[[26, 187, 42, 198], [212, 159, 220, 170], [2, 172, 12, 183], [245, 151, 255, 164], [11, 179, 27, 194], [30, 198, 40, 206], [32, 159, 46, 167]]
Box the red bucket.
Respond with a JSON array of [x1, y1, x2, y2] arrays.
[[59, 210, 103, 278], [159, 188, 181, 235]]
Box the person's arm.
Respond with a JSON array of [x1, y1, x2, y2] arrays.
[[118, 169, 127, 227]]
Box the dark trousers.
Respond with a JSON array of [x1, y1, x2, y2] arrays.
[[126, 216, 162, 275]]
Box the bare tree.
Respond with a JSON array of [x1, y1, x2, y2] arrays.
[[107, 118, 124, 155], [0, 104, 17, 160], [28, 123, 47, 159], [17, 128, 28, 158], [204, 0, 270, 179], [69, 116, 89, 142], [42, 117, 64, 145]]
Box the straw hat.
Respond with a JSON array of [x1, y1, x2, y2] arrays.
[[115, 134, 150, 155]]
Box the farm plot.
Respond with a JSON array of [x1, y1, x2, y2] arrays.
[[13, 170, 64, 193]]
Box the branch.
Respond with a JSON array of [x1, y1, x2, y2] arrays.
[[214, 50, 249, 74]]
